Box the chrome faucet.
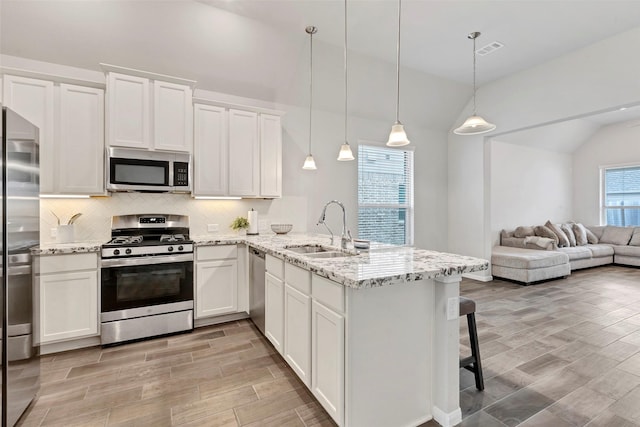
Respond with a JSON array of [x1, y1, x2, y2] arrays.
[[317, 200, 352, 249]]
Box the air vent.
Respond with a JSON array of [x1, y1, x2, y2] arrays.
[[476, 41, 504, 56]]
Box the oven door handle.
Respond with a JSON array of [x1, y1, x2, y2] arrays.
[[101, 254, 193, 268]]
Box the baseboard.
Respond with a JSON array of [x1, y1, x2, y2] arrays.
[[463, 271, 493, 282], [194, 311, 250, 328], [40, 336, 101, 355], [432, 406, 462, 427]]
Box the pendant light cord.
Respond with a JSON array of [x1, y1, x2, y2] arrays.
[[472, 33, 477, 115], [309, 29, 313, 155], [344, 0, 348, 143], [395, 0, 401, 123]]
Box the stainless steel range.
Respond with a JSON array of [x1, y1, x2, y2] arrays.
[[100, 214, 194, 345]]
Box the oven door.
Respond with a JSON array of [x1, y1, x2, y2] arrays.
[[101, 254, 193, 319]]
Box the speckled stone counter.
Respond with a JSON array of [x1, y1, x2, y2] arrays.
[[192, 232, 489, 289], [31, 242, 103, 256]]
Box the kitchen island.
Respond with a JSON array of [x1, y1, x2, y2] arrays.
[[194, 233, 489, 427]]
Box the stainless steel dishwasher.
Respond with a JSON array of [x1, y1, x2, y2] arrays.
[[249, 247, 266, 334]]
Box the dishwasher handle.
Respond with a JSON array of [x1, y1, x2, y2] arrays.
[[250, 248, 265, 259]]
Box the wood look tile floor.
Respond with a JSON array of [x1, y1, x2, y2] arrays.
[[17, 265, 640, 427]]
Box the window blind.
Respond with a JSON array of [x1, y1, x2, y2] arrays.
[[358, 144, 414, 245], [603, 166, 640, 226]]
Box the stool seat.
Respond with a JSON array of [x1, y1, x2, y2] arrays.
[[459, 297, 475, 316]]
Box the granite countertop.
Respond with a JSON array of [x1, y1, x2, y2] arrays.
[[193, 233, 489, 289], [32, 241, 103, 256]]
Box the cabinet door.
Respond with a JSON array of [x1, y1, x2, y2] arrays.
[[311, 300, 345, 426], [259, 114, 282, 198], [194, 104, 227, 196], [153, 81, 193, 152], [265, 272, 284, 354], [106, 72, 150, 149], [39, 270, 98, 343], [228, 109, 258, 196], [2, 75, 55, 193], [58, 84, 104, 194], [196, 259, 238, 318], [284, 283, 311, 386]]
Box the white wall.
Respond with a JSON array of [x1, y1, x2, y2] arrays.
[[573, 120, 640, 226], [490, 141, 572, 245], [448, 26, 640, 276]]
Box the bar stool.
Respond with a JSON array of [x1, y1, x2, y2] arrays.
[[460, 297, 484, 391]]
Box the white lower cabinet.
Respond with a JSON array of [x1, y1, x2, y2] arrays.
[[284, 283, 311, 386], [265, 271, 284, 354], [195, 245, 239, 319], [35, 253, 99, 344]]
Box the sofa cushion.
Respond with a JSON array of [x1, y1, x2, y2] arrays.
[[612, 245, 640, 257], [534, 225, 559, 244], [586, 225, 606, 240], [629, 228, 640, 246], [492, 246, 569, 269], [557, 246, 592, 261], [587, 244, 615, 258], [561, 223, 577, 247], [514, 226, 535, 238], [600, 226, 634, 246], [572, 223, 589, 246], [585, 227, 599, 244], [546, 221, 570, 248], [501, 236, 555, 251]]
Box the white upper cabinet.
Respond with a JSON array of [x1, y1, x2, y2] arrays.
[[59, 84, 104, 194], [260, 114, 282, 198], [2, 75, 104, 195], [104, 66, 194, 153], [228, 109, 259, 197], [106, 72, 150, 149], [193, 104, 227, 196]]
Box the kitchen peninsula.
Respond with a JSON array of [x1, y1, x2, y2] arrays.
[[194, 233, 489, 427]]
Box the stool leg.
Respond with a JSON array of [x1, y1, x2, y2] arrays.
[[467, 312, 484, 391]]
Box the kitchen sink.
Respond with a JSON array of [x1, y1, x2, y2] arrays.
[[305, 251, 356, 259], [285, 245, 330, 254]]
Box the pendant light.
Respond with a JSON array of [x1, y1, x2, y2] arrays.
[[337, 0, 355, 161], [303, 26, 318, 170], [453, 32, 496, 135], [387, 0, 410, 147]]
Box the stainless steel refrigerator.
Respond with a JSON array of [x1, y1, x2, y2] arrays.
[[1, 106, 40, 426]]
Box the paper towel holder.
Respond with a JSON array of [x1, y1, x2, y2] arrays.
[[247, 208, 259, 235]]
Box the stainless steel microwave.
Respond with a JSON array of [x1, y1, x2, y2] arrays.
[[107, 147, 191, 193]]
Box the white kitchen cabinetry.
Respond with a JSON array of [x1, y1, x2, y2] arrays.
[[2, 75, 105, 195], [35, 253, 99, 344], [259, 114, 282, 198], [228, 109, 259, 197], [283, 263, 312, 386], [195, 245, 238, 319], [193, 104, 227, 196], [105, 66, 194, 153], [265, 255, 285, 354]]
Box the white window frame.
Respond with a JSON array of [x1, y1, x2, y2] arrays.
[[600, 162, 640, 226], [357, 140, 414, 246]]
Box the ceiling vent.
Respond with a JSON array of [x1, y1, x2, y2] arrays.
[[476, 41, 504, 56]]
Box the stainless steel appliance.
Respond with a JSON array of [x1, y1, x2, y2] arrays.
[[107, 147, 191, 193], [1, 107, 40, 426], [249, 248, 265, 334], [100, 214, 194, 345]]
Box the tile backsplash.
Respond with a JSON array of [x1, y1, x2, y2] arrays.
[[40, 193, 307, 244]]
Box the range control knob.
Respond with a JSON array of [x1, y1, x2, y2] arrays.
[[178, 245, 184, 251], [113, 249, 120, 256], [125, 248, 132, 255], [168, 246, 174, 252]]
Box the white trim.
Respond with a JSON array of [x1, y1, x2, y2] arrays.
[[100, 63, 197, 88], [0, 66, 105, 89], [357, 138, 416, 152], [463, 271, 493, 282], [40, 336, 101, 355], [432, 406, 462, 427], [194, 311, 249, 328], [193, 97, 285, 116]]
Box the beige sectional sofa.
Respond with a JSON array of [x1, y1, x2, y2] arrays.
[[492, 223, 640, 284]]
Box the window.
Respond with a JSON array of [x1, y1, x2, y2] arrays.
[[358, 144, 414, 245], [602, 165, 640, 226]]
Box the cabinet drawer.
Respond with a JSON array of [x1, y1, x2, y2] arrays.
[[266, 254, 284, 279], [285, 263, 311, 295], [197, 245, 237, 261], [37, 253, 97, 274], [312, 275, 344, 313]]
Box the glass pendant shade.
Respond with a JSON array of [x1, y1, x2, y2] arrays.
[[337, 143, 355, 161], [302, 155, 317, 170], [387, 122, 410, 147], [453, 115, 496, 135]]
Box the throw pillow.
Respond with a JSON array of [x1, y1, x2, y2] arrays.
[[534, 225, 559, 244], [561, 223, 577, 247], [629, 228, 640, 246], [585, 227, 599, 244], [514, 226, 535, 238], [545, 220, 570, 248], [600, 226, 634, 246], [572, 223, 589, 246]]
